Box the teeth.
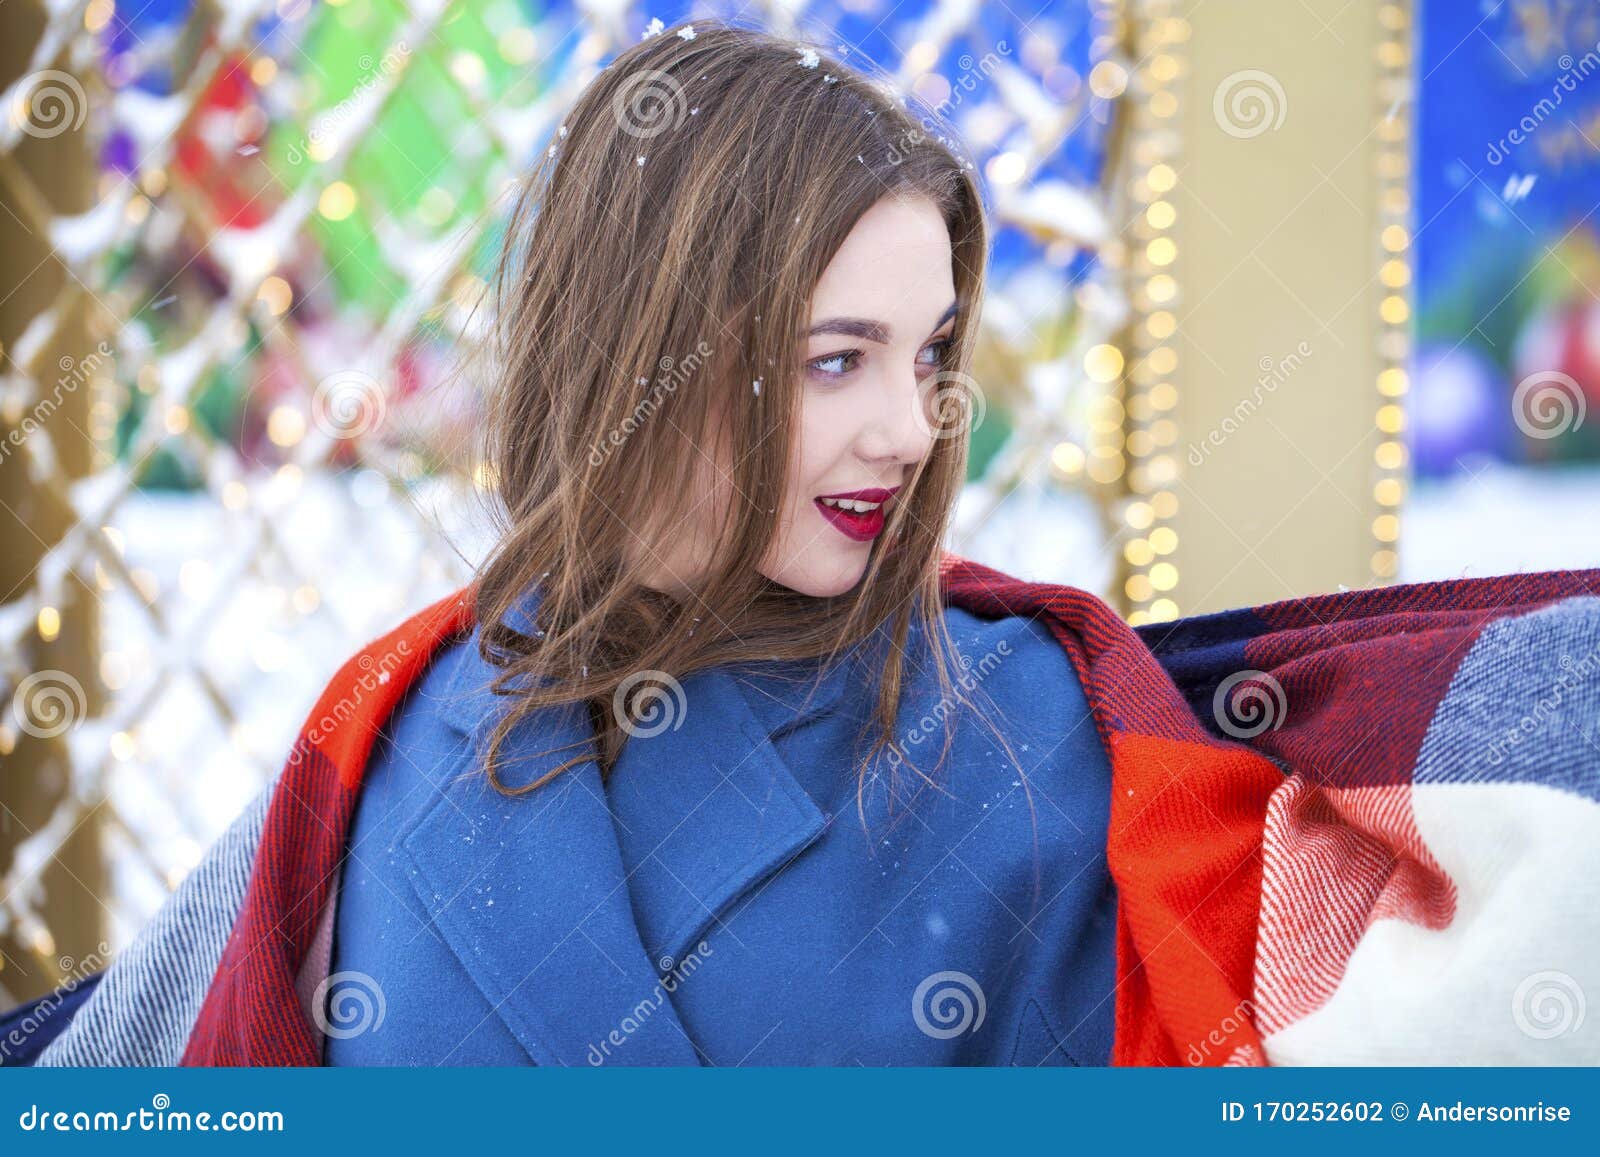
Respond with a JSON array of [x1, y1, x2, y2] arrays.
[[820, 497, 882, 513]]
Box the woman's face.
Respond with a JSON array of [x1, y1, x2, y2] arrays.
[[762, 194, 957, 597], [640, 194, 957, 600]]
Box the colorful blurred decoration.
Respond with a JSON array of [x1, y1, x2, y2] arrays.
[[1512, 234, 1600, 463], [80, 0, 1126, 498], [1409, 344, 1508, 477], [94, 0, 565, 487], [1417, 0, 1600, 476]]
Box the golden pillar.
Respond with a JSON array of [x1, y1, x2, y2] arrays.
[[1115, 0, 1412, 619], [0, 5, 106, 1004]]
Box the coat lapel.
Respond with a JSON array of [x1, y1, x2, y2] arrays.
[[391, 587, 855, 1066], [394, 693, 700, 1065], [602, 662, 842, 970]]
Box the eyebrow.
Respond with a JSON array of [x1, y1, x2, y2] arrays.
[[806, 300, 958, 344]]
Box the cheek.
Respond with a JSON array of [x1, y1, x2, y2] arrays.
[[673, 431, 737, 546], [789, 389, 855, 496]]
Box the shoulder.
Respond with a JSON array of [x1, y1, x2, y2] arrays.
[[939, 603, 1072, 666], [324, 625, 529, 1065], [341, 621, 506, 850], [885, 603, 1104, 779], [932, 603, 1089, 721]]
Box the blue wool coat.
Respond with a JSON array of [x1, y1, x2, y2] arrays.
[[325, 595, 1117, 1066]]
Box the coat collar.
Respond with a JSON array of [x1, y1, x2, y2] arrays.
[[392, 583, 864, 1066]]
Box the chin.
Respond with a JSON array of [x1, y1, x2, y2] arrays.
[[763, 550, 871, 598]]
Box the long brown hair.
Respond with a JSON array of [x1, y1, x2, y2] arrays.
[[466, 19, 993, 805]]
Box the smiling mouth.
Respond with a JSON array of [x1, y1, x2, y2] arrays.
[[813, 487, 899, 543]]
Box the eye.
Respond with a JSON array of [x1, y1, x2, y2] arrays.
[[916, 337, 953, 369], [808, 349, 862, 379]]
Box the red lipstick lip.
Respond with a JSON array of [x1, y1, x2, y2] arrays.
[[812, 486, 899, 543], [815, 486, 900, 503]]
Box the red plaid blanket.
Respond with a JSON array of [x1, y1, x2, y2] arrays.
[[178, 558, 1600, 1065]]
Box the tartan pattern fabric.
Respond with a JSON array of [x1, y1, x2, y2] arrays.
[[28, 779, 275, 1067], [1130, 570, 1600, 1063], [183, 557, 1600, 1065], [182, 591, 477, 1065], [20, 557, 1600, 1066], [1257, 593, 1600, 1062]]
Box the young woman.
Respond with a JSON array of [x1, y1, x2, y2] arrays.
[[17, 23, 1599, 1067], [320, 22, 1118, 1066]]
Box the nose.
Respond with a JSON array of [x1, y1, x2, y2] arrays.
[[855, 361, 939, 470]]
